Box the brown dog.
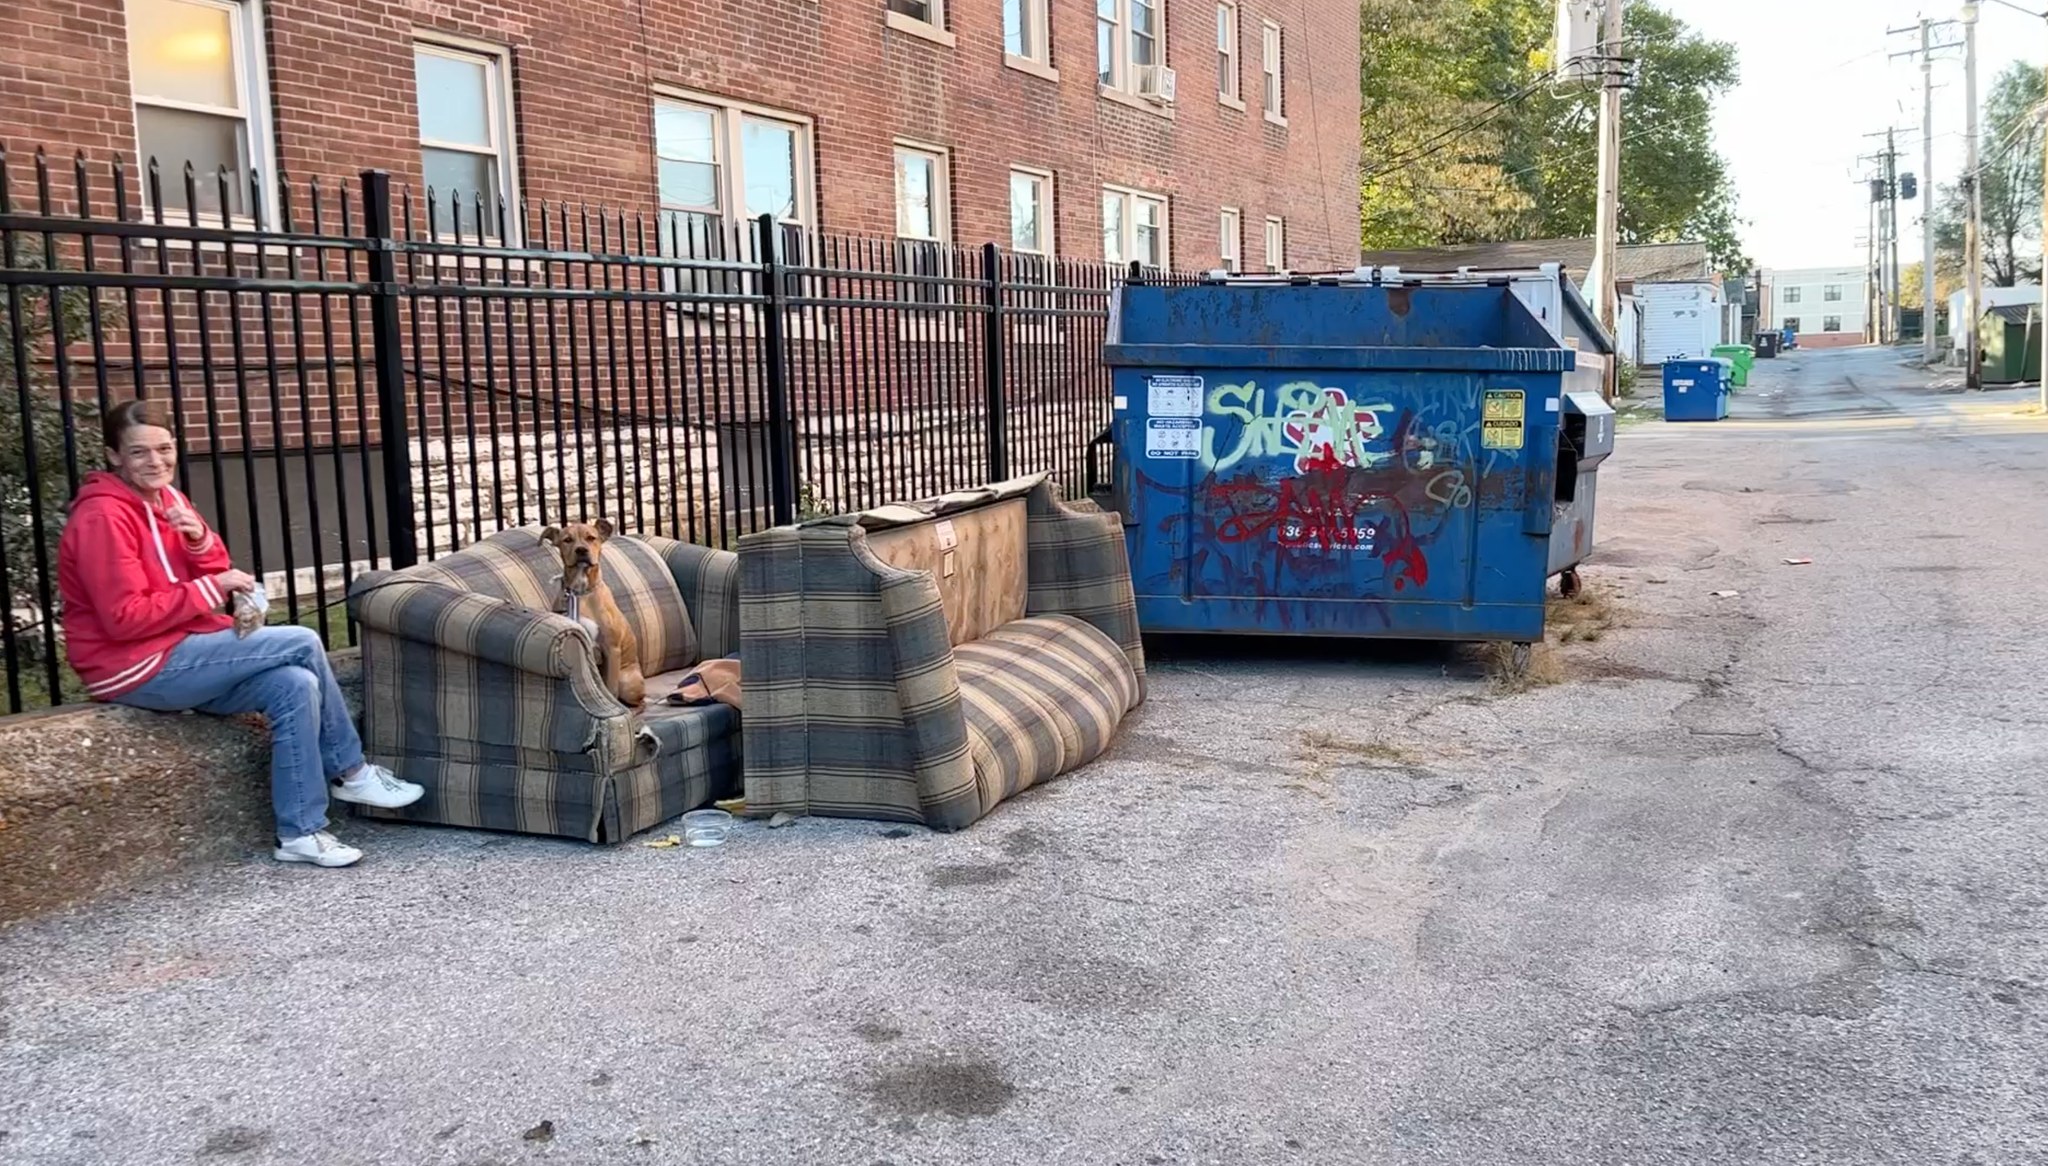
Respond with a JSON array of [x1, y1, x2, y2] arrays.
[[542, 520, 645, 708]]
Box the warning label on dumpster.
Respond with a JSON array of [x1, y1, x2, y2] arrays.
[[1482, 389, 1526, 450], [1147, 375, 1204, 418], [1146, 418, 1201, 458]]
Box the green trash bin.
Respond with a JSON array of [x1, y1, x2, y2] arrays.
[[1711, 344, 1753, 388]]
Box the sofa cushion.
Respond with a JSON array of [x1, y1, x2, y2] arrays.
[[596, 537, 700, 673], [412, 528, 560, 611], [639, 670, 740, 758], [863, 498, 1027, 648], [950, 614, 1140, 809]]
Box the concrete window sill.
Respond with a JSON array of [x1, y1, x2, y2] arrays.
[[1218, 93, 1247, 112], [1098, 85, 1175, 121], [1004, 54, 1060, 83], [1264, 111, 1289, 128], [886, 12, 958, 49]]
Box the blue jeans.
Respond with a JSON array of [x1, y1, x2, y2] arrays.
[[116, 626, 364, 839]]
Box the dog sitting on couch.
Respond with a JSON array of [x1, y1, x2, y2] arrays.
[[542, 520, 646, 708]]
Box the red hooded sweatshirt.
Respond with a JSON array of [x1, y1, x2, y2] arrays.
[[58, 472, 236, 700]]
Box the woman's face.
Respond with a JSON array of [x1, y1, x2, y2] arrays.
[[107, 424, 177, 495]]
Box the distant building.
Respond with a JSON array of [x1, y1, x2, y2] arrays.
[[1761, 267, 1869, 349]]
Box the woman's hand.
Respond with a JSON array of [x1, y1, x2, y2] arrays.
[[212, 569, 257, 597], [164, 505, 207, 545]]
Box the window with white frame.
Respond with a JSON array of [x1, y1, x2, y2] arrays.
[[1216, 2, 1240, 103], [414, 42, 516, 238], [1261, 20, 1284, 119], [126, 0, 269, 217], [1263, 215, 1285, 272], [1823, 315, 1842, 332], [1010, 168, 1054, 270], [1098, 0, 1164, 93], [1824, 283, 1843, 302], [889, 0, 943, 30], [1783, 286, 1802, 304], [1219, 207, 1242, 273], [1005, 0, 1049, 64], [1103, 184, 1168, 270], [896, 143, 952, 305], [654, 94, 811, 251], [1782, 316, 1802, 331]]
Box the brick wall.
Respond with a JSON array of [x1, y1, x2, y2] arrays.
[[0, 0, 1362, 270]]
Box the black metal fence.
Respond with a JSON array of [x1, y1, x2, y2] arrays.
[[0, 144, 1177, 712]]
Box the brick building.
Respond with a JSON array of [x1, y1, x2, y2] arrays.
[[1, 0, 1361, 272]]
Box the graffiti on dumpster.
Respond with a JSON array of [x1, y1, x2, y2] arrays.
[[1198, 382, 1396, 474]]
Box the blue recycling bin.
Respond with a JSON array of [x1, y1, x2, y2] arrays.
[[1662, 359, 1730, 422], [1101, 277, 1613, 645]]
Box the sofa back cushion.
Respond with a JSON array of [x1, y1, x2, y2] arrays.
[[410, 528, 560, 611], [407, 526, 698, 674], [597, 536, 700, 673], [863, 498, 1027, 648]]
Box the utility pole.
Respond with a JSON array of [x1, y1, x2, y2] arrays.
[[1924, 20, 1939, 363], [1888, 127, 1903, 343], [1964, 1, 1983, 387], [1587, 0, 1626, 397], [1892, 17, 1963, 362]]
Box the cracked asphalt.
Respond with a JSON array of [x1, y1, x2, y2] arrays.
[[4, 347, 2048, 1164]]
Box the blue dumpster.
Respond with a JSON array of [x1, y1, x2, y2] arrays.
[[1662, 359, 1729, 421], [1101, 277, 1612, 645]]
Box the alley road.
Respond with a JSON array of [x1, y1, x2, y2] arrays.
[[2, 345, 2046, 1165]]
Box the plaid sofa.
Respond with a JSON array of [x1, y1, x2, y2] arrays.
[[740, 474, 1145, 830], [346, 526, 741, 842]]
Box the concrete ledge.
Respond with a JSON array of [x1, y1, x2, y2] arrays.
[[0, 650, 360, 927]]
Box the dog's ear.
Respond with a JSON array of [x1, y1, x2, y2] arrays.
[[539, 526, 561, 546], [593, 518, 615, 541]]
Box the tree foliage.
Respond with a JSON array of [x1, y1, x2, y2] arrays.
[[1931, 62, 2045, 289], [1360, 0, 1748, 269]]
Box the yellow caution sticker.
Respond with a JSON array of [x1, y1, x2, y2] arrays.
[[1482, 389, 1526, 450]]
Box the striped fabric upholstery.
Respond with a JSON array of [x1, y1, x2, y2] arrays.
[[348, 527, 742, 843], [740, 475, 1144, 830]]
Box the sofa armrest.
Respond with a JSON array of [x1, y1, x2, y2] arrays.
[[661, 542, 741, 660], [1025, 484, 1147, 696]]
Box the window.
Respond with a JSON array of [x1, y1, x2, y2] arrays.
[[126, 0, 271, 217], [1098, 0, 1164, 94], [1219, 207, 1242, 273], [1261, 20, 1284, 120], [1263, 215, 1285, 272], [1216, 2, 1240, 104], [889, 0, 941, 26], [414, 42, 516, 238], [1005, 0, 1049, 65], [1823, 315, 1842, 332], [1824, 284, 1843, 302], [653, 91, 813, 290], [896, 143, 952, 306], [1010, 168, 1053, 257], [1103, 184, 1168, 270], [1782, 316, 1802, 331], [1782, 286, 1802, 304]]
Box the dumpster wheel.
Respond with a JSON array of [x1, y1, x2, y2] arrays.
[[1509, 642, 1534, 679], [1558, 568, 1584, 600]]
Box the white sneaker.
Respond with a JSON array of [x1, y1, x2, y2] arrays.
[[274, 831, 363, 867], [332, 764, 424, 809]]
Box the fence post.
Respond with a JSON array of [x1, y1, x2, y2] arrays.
[[756, 213, 797, 526], [982, 242, 1008, 483], [361, 169, 418, 568]]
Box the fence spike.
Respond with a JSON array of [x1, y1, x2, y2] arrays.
[[72, 150, 92, 220]]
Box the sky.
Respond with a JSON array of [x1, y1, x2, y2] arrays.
[[1663, 0, 2039, 272]]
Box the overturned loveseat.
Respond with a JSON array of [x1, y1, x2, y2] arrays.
[[347, 527, 741, 842], [739, 475, 1145, 829]]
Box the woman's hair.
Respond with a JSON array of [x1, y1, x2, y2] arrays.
[[103, 398, 172, 452]]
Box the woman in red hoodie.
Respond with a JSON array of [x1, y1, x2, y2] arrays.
[[59, 399, 424, 867]]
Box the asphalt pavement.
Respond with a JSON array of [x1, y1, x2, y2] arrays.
[[3, 346, 2046, 1165]]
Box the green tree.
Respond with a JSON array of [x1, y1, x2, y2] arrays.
[[1360, 1, 1749, 270], [1931, 62, 2044, 288]]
